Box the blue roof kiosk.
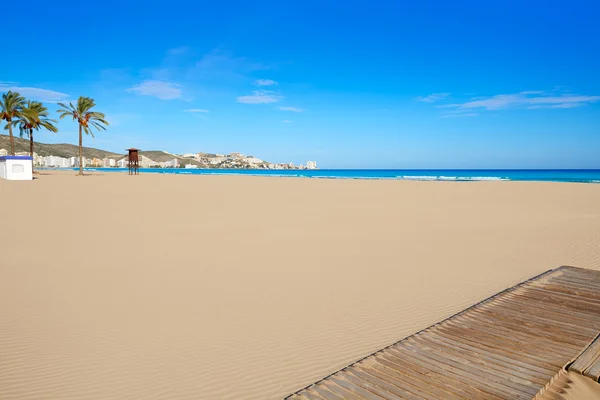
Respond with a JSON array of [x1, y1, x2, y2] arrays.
[[0, 156, 33, 180]]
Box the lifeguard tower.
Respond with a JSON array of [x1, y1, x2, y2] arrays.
[[127, 148, 140, 175]]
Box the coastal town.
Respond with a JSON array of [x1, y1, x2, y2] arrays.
[[0, 148, 317, 170]]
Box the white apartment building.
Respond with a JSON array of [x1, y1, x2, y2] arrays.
[[43, 156, 70, 168], [117, 159, 127, 168], [184, 164, 198, 169], [0, 149, 7, 156], [103, 158, 116, 168], [306, 161, 318, 169], [70, 157, 87, 168]]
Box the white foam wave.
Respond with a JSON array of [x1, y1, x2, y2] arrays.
[[398, 175, 509, 181]]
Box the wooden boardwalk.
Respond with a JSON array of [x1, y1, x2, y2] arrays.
[[286, 266, 600, 400], [534, 333, 600, 399], [569, 332, 600, 381]]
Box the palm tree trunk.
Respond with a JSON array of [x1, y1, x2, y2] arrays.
[[8, 123, 15, 156], [78, 124, 83, 175], [30, 128, 34, 173]]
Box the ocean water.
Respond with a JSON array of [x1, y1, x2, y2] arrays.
[[71, 168, 600, 183]]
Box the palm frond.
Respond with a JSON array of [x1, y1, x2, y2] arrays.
[[0, 91, 26, 120]]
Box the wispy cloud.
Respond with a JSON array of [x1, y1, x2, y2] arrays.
[[416, 93, 451, 103], [168, 46, 190, 56], [255, 79, 277, 86], [440, 113, 478, 118], [0, 82, 69, 103], [236, 90, 283, 104], [438, 91, 600, 111], [283, 120, 293, 123], [278, 106, 304, 112], [184, 109, 209, 113], [127, 80, 183, 100], [191, 49, 269, 81]]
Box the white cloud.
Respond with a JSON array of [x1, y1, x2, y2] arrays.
[[283, 120, 293, 123], [184, 109, 209, 113], [127, 80, 183, 100], [278, 106, 304, 112], [255, 79, 277, 86], [439, 91, 600, 111], [192, 50, 268, 81], [416, 93, 451, 103], [168, 46, 190, 55], [0, 82, 69, 103], [236, 90, 283, 104], [440, 113, 478, 118], [519, 90, 544, 95]]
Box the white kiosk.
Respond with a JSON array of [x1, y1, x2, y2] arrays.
[[0, 156, 33, 180]]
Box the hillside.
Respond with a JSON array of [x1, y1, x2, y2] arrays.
[[0, 134, 122, 159], [116, 150, 204, 167]]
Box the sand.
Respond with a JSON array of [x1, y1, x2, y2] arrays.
[[1, 171, 600, 399], [535, 370, 600, 400]]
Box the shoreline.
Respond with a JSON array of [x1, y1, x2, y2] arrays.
[[34, 167, 600, 183]]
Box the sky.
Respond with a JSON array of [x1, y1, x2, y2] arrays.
[[1, 0, 599, 168]]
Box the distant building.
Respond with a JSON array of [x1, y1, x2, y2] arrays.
[[117, 159, 127, 168], [0, 149, 7, 156], [103, 158, 116, 168], [43, 156, 70, 168], [185, 164, 198, 169], [70, 157, 87, 168], [306, 161, 318, 169]]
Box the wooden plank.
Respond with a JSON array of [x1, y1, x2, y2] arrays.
[[320, 381, 364, 400], [351, 367, 425, 400], [570, 335, 600, 375], [393, 343, 536, 398], [432, 325, 563, 369], [585, 360, 600, 381], [413, 334, 550, 385], [465, 307, 594, 348], [371, 349, 504, 400], [328, 376, 387, 400], [362, 357, 465, 400], [426, 329, 557, 375], [378, 350, 510, 400], [340, 370, 412, 400], [307, 385, 344, 400]]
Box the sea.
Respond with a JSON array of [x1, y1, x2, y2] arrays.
[[72, 168, 600, 183]]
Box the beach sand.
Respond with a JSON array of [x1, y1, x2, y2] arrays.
[[1, 171, 600, 399], [535, 370, 600, 400]]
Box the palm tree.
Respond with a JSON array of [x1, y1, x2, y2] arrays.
[[57, 97, 108, 175], [0, 91, 26, 155], [9, 101, 58, 170]]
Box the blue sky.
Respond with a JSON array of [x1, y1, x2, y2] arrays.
[[1, 0, 599, 168]]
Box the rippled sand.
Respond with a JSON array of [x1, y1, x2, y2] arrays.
[[2, 171, 600, 399], [535, 370, 600, 400]]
